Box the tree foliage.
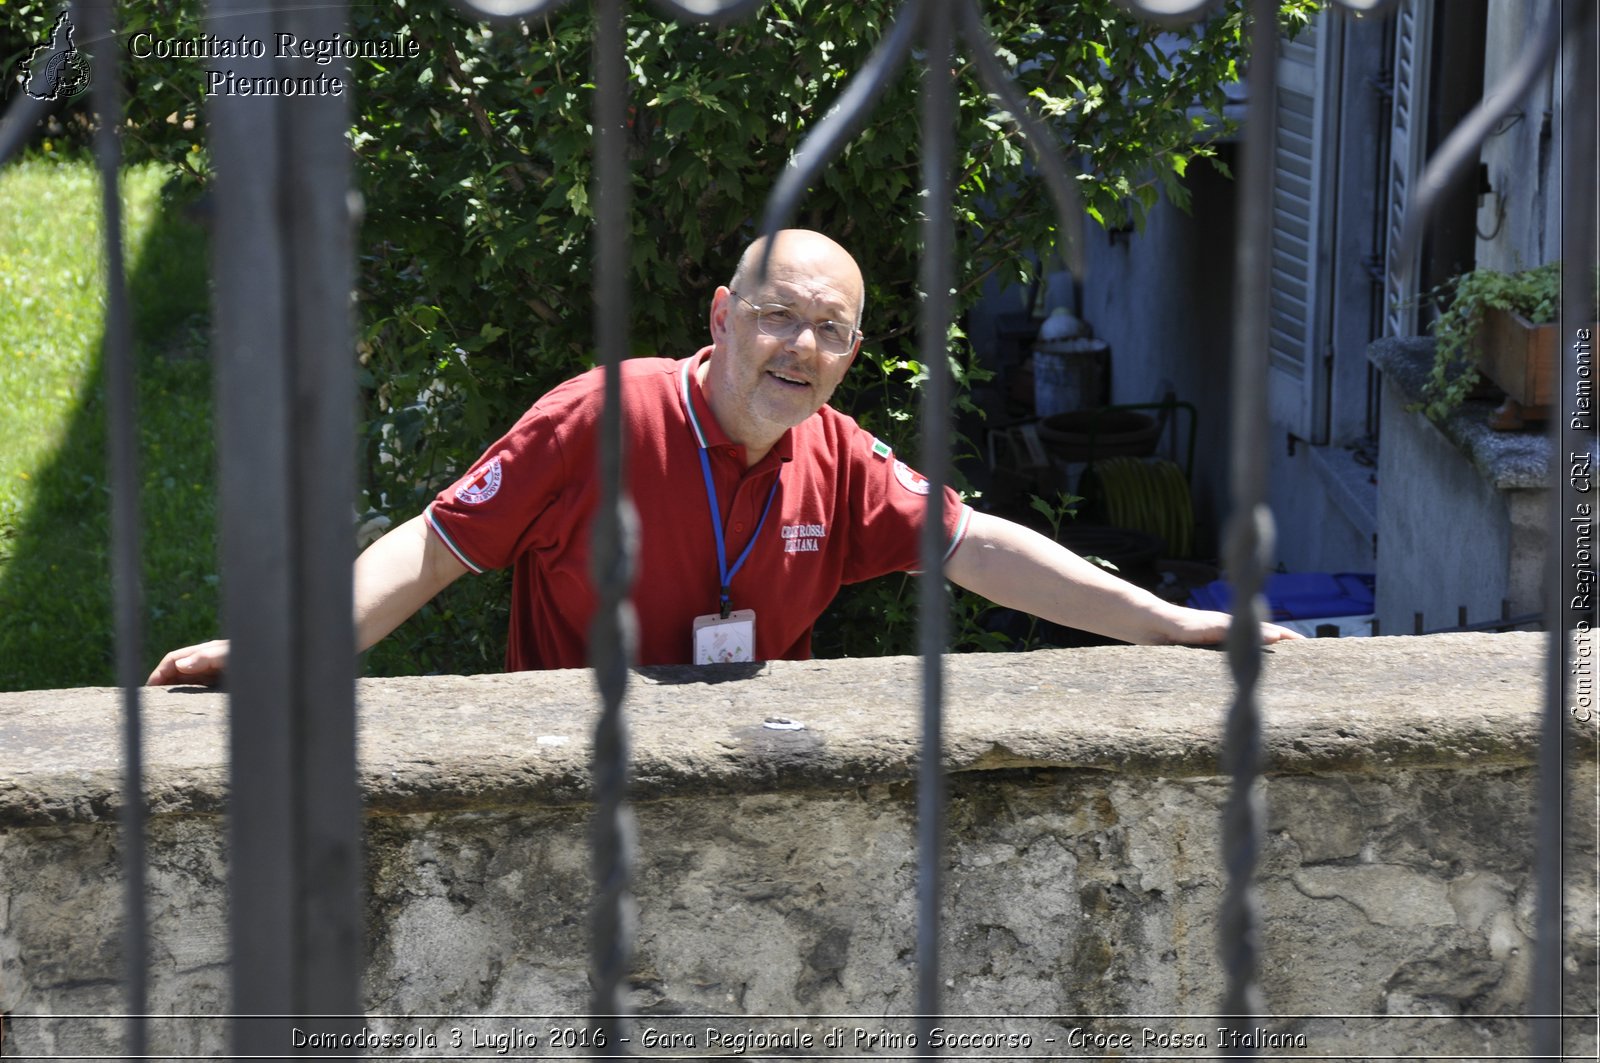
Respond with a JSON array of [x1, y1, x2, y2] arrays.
[[4, 0, 1315, 672]]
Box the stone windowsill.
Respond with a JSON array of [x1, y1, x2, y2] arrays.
[[0, 632, 1579, 830], [1367, 336, 1552, 491]]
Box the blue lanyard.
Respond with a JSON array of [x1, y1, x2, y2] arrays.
[[697, 445, 780, 618]]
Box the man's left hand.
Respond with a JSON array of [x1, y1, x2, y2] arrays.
[[945, 512, 1310, 648], [1157, 606, 1305, 646]]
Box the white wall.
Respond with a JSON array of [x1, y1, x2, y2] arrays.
[[1475, 0, 1562, 272]]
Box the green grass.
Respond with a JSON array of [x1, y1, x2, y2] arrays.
[[0, 156, 216, 691]]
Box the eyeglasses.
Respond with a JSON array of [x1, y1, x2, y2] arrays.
[[730, 291, 860, 358]]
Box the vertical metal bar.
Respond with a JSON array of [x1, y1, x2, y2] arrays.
[[1537, 3, 1598, 1054], [281, 0, 363, 1029], [915, 0, 954, 1048], [83, 0, 147, 1052], [588, 0, 638, 1049], [207, 1, 295, 1040], [1218, 0, 1277, 1042], [207, 0, 361, 1048]]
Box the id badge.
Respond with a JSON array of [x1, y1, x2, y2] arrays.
[[693, 609, 757, 665]]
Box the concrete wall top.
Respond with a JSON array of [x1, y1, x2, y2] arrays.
[[1, 631, 1578, 829]]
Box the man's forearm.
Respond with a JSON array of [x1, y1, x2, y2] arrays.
[[354, 512, 469, 651], [944, 511, 1189, 645]]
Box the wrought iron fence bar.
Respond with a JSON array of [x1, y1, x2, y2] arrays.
[[444, 0, 642, 1044], [82, 0, 147, 1053], [757, 0, 923, 260], [914, 0, 955, 1048], [588, 0, 638, 1050], [1217, 0, 1278, 1040], [1537, 3, 1598, 1053], [956, 0, 1083, 276], [280, 0, 364, 1028], [207, 3, 297, 1038], [205, 0, 362, 1049]]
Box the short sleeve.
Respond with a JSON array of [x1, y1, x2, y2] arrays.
[[425, 403, 573, 574], [839, 430, 971, 585]]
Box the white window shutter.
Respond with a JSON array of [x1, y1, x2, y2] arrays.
[[1382, 0, 1435, 337], [1268, 12, 1340, 441]]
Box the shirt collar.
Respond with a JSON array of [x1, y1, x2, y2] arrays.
[[680, 348, 795, 464]]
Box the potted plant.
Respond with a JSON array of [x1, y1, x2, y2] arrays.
[[1416, 262, 1594, 428]]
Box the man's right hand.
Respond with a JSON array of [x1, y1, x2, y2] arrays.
[[144, 512, 467, 687], [146, 639, 229, 686]]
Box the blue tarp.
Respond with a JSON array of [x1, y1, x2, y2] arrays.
[[1188, 572, 1376, 621]]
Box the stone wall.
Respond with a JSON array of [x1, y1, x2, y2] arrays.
[[1, 633, 1595, 1059]]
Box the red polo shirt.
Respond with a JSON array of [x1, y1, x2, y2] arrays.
[[425, 349, 972, 670]]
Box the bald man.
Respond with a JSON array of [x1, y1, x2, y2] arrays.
[[149, 230, 1297, 683]]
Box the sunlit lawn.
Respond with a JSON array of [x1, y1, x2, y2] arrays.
[[0, 155, 216, 691]]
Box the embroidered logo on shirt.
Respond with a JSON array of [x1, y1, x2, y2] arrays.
[[780, 521, 827, 554], [455, 457, 503, 505], [893, 460, 930, 496]]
